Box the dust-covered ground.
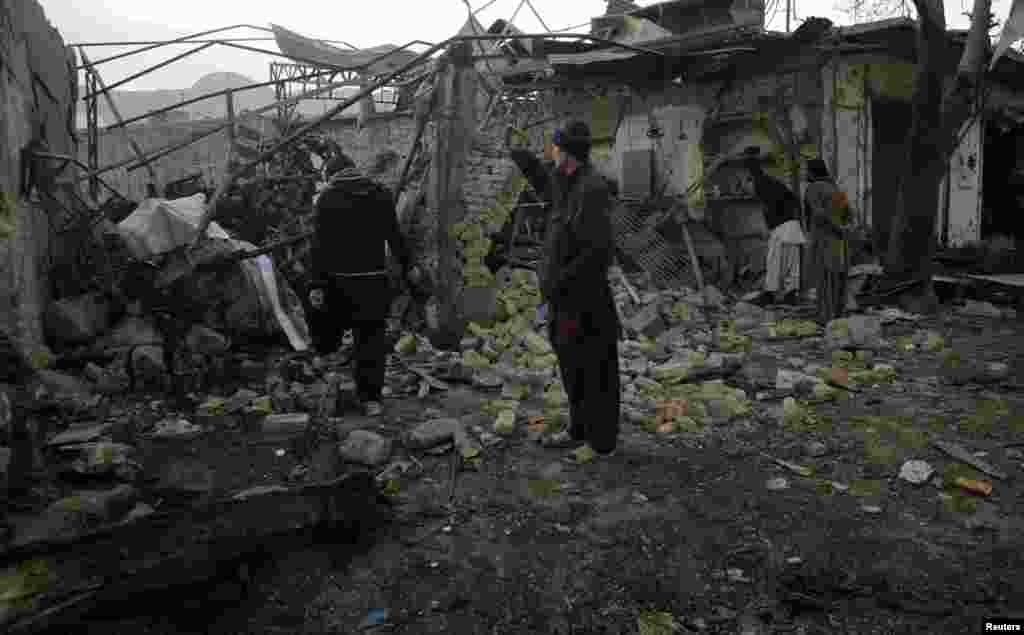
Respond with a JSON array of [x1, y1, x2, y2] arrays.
[[23, 300, 1024, 635]]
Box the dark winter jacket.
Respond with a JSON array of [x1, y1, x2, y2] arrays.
[[510, 149, 618, 314], [747, 162, 800, 230], [311, 168, 411, 284]]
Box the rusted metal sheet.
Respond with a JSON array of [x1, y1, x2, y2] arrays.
[[271, 24, 419, 74]]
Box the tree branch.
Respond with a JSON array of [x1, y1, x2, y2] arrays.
[[939, 0, 992, 157]]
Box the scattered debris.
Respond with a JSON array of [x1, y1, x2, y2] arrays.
[[804, 441, 828, 458], [407, 418, 461, 450], [958, 300, 1004, 319], [954, 477, 993, 496], [150, 418, 204, 439], [932, 440, 1008, 480], [766, 477, 789, 491], [765, 455, 813, 477], [339, 430, 393, 467], [899, 460, 935, 485], [261, 413, 311, 439]]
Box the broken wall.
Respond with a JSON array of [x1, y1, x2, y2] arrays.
[[0, 0, 78, 353], [86, 120, 242, 201], [822, 58, 874, 229], [939, 117, 983, 247], [553, 83, 707, 202], [825, 56, 987, 248], [321, 114, 420, 190]]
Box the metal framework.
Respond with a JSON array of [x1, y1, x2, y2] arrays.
[[71, 21, 664, 206], [85, 68, 100, 201], [268, 62, 406, 122]]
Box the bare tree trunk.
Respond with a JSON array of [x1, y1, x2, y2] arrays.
[[884, 0, 990, 309]]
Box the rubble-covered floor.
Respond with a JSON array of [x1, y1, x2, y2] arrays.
[[8, 284, 1024, 635]]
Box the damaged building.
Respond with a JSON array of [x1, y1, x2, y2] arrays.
[[3, 0, 1024, 629]]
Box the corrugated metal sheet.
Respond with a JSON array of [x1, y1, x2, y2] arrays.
[[551, 15, 670, 66], [548, 48, 642, 66], [271, 24, 419, 74]]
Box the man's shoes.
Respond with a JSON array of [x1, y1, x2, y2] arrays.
[[540, 429, 584, 449], [567, 443, 617, 464], [363, 401, 383, 417]]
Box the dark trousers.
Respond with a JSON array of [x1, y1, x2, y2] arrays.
[[311, 275, 393, 403], [817, 269, 847, 325], [549, 304, 621, 454]]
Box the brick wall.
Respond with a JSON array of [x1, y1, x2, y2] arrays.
[[0, 0, 77, 353]]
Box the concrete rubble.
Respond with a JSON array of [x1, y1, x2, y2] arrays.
[[1, 127, 1022, 634]]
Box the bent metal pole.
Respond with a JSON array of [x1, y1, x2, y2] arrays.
[[190, 39, 451, 247], [191, 31, 664, 247]]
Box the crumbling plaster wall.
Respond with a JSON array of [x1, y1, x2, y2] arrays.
[[553, 83, 708, 201], [822, 58, 875, 230], [0, 0, 77, 352], [822, 56, 985, 247], [551, 72, 822, 281]]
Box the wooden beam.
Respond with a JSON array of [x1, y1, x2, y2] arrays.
[[430, 42, 478, 345]]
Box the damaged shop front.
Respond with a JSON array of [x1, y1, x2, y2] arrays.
[[537, 13, 1024, 294]]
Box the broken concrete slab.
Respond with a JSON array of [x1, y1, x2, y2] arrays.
[[44, 293, 113, 345], [150, 418, 204, 440], [17, 485, 141, 545], [46, 422, 114, 447], [223, 388, 261, 414], [625, 303, 668, 339], [59, 442, 139, 480], [128, 346, 166, 386], [826, 315, 883, 350], [776, 369, 816, 392], [958, 300, 1004, 319], [932, 440, 1008, 480], [185, 325, 230, 354], [156, 457, 216, 495], [261, 413, 310, 439], [99, 316, 163, 352], [339, 430, 393, 467], [739, 355, 781, 389], [733, 301, 765, 320], [407, 418, 461, 450], [520, 331, 552, 356], [35, 370, 93, 399], [124, 502, 155, 522], [0, 447, 11, 487]]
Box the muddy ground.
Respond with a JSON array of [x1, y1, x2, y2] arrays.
[[35, 305, 1024, 635]]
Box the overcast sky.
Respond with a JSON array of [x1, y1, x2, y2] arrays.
[[38, 0, 1011, 91]]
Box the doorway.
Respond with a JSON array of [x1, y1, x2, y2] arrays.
[[871, 98, 913, 257], [982, 116, 1024, 244]]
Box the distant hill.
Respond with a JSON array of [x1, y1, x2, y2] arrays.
[[186, 72, 276, 118], [78, 72, 275, 127], [78, 71, 387, 129]]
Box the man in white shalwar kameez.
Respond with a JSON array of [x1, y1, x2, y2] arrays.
[[744, 154, 807, 303]]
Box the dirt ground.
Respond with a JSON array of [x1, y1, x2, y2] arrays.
[[47, 304, 1024, 635]]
